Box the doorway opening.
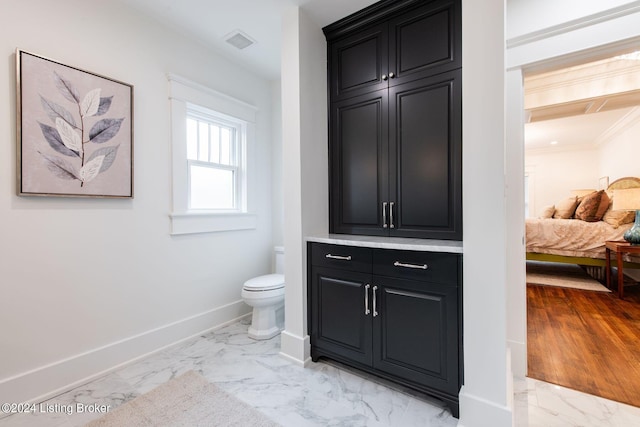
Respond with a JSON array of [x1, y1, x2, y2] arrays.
[[522, 48, 640, 407]]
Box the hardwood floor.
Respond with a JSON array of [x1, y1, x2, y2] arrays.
[[527, 282, 640, 407]]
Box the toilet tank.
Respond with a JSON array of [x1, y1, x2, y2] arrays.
[[274, 246, 285, 274]]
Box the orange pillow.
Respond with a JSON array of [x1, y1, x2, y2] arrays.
[[575, 190, 610, 222]]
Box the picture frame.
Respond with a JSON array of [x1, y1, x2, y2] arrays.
[[599, 176, 609, 190], [16, 49, 133, 198]]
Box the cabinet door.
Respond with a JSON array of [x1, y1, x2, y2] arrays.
[[329, 23, 388, 100], [372, 276, 459, 395], [388, 69, 461, 239], [330, 90, 389, 236], [388, 0, 461, 87], [310, 266, 373, 366]]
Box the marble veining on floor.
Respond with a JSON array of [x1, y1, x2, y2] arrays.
[[1, 319, 640, 426]]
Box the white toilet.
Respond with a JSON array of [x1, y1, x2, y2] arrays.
[[241, 247, 285, 340]]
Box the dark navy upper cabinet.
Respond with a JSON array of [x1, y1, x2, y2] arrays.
[[388, 69, 462, 239], [329, 23, 388, 101], [325, 0, 462, 240], [388, 1, 460, 88], [327, 0, 461, 101], [330, 89, 389, 236]]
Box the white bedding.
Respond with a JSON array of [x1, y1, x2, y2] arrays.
[[526, 218, 632, 260]]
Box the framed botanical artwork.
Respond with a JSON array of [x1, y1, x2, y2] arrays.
[[16, 49, 133, 198]]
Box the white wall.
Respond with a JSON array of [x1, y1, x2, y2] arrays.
[[459, 0, 512, 425], [526, 123, 640, 217], [524, 115, 640, 216], [599, 119, 640, 181], [0, 0, 276, 403], [525, 148, 600, 216], [271, 80, 284, 248], [280, 6, 328, 366]]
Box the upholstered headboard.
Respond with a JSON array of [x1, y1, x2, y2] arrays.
[[608, 177, 640, 191]]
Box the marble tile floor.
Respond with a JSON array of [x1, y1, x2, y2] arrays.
[[1, 318, 639, 427]]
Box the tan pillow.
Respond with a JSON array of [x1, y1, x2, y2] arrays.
[[603, 203, 636, 228], [575, 190, 610, 222], [538, 205, 555, 219], [553, 196, 578, 219]]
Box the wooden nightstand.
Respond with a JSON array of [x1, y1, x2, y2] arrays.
[[605, 240, 640, 298]]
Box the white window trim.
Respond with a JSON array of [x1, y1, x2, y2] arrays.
[[168, 74, 257, 235]]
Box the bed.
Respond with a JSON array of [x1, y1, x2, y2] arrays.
[[526, 176, 640, 269]]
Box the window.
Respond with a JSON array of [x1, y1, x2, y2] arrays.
[[186, 109, 243, 211], [169, 74, 257, 235]]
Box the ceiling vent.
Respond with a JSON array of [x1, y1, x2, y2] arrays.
[[224, 30, 255, 50]]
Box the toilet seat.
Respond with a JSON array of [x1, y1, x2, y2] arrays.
[[243, 273, 284, 292]]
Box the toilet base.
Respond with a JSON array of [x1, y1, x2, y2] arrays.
[[248, 304, 284, 340], [248, 325, 281, 340]]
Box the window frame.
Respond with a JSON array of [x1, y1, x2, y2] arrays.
[[186, 107, 245, 212], [168, 74, 257, 235]]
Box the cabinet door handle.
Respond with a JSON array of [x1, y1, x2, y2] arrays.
[[382, 202, 388, 228], [389, 202, 395, 229], [364, 284, 371, 315], [389, 72, 395, 78], [325, 254, 352, 261], [381, 74, 388, 81], [394, 261, 428, 270], [372, 286, 378, 317]]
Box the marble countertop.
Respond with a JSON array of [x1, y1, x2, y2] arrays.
[[306, 234, 463, 254]]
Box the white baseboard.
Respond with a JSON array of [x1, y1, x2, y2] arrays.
[[0, 300, 251, 406], [508, 339, 527, 378], [279, 330, 310, 366], [458, 385, 514, 427], [458, 347, 515, 427]]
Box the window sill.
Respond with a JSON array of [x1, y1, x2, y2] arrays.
[[170, 211, 257, 235]]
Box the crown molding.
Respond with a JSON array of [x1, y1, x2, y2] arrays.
[[525, 63, 640, 96], [507, 1, 640, 49], [594, 106, 640, 146]]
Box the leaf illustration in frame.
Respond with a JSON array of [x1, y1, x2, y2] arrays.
[[96, 96, 113, 116], [53, 71, 80, 103], [55, 117, 82, 153], [79, 155, 105, 183], [38, 122, 80, 157], [89, 118, 124, 144], [40, 95, 76, 128], [38, 152, 79, 180], [17, 50, 133, 197], [87, 145, 119, 173], [81, 88, 101, 117]]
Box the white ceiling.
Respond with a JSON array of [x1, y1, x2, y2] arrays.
[[524, 107, 637, 151], [524, 53, 640, 152], [116, 0, 379, 80]]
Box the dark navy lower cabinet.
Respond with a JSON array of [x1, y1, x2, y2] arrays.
[[308, 242, 462, 418]]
